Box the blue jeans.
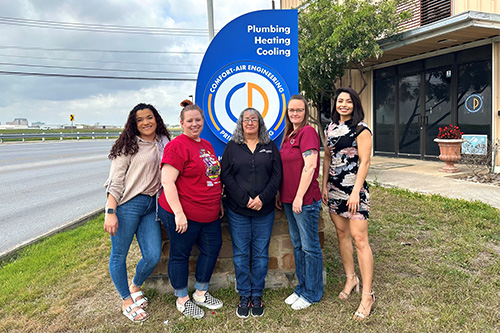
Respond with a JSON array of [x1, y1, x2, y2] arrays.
[[109, 194, 162, 300], [159, 207, 222, 297], [283, 200, 323, 303], [226, 207, 275, 297]]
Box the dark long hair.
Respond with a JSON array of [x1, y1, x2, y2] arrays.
[[281, 94, 310, 146], [108, 103, 170, 159], [331, 87, 365, 125]]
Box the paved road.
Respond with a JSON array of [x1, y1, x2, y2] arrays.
[[0, 140, 114, 255]]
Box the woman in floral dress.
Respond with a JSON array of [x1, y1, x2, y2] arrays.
[[321, 87, 374, 320]]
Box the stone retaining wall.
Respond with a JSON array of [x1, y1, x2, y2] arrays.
[[147, 209, 325, 294]]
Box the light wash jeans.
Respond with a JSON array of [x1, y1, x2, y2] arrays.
[[109, 194, 162, 300], [283, 200, 323, 303]]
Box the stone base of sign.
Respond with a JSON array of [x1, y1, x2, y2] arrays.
[[146, 209, 326, 293]]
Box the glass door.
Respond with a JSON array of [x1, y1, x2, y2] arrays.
[[424, 68, 452, 157], [398, 74, 421, 156]]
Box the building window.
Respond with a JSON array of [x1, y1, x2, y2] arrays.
[[373, 44, 492, 159], [421, 0, 451, 26]]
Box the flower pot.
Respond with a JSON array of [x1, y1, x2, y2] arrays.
[[434, 138, 464, 173]]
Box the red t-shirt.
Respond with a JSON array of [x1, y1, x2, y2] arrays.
[[159, 134, 222, 222], [279, 125, 321, 205]]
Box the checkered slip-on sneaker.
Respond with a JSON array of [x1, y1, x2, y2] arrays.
[[192, 291, 223, 310], [176, 300, 204, 319]]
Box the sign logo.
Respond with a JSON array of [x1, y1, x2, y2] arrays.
[[204, 60, 289, 143], [465, 94, 483, 113], [463, 134, 488, 155], [195, 9, 298, 156]]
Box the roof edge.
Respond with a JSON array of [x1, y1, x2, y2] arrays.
[[380, 10, 500, 51]]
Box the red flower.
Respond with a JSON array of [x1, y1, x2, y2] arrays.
[[437, 124, 462, 139]]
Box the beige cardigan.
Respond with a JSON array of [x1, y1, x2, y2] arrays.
[[104, 135, 169, 205]]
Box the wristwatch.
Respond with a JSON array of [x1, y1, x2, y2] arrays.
[[106, 208, 116, 214]]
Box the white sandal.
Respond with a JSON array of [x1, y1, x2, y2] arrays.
[[123, 302, 148, 323], [354, 291, 375, 320], [131, 290, 149, 309], [339, 273, 360, 300]]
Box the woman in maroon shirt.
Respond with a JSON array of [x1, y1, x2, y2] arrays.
[[276, 95, 323, 310]]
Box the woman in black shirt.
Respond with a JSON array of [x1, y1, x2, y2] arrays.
[[221, 107, 282, 318]]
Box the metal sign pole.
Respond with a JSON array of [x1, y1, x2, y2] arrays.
[[206, 0, 215, 40]]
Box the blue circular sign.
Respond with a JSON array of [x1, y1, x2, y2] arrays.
[[465, 94, 483, 113], [203, 60, 290, 143]]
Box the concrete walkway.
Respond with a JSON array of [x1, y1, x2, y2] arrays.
[[366, 156, 500, 210]]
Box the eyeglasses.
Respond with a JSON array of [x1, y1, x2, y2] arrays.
[[288, 108, 305, 113], [243, 118, 258, 123]]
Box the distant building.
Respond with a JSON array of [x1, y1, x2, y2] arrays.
[[7, 118, 28, 126], [0, 125, 19, 129], [94, 125, 120, 129]]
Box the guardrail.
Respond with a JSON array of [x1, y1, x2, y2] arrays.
[[0, 131, 183, 143], [0, 132, 120, 143]]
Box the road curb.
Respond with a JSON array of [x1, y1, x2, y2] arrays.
[[0, 207, 104, 262]]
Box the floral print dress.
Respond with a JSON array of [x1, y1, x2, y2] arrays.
[[325, 119, 371, 220]]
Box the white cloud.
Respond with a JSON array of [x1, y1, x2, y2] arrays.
[[0, 0, 278, 126]]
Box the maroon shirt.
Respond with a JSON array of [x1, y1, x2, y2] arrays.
[[279, 125, 321, 205]]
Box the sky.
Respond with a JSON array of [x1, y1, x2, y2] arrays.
[[0, 0, 280, 127]]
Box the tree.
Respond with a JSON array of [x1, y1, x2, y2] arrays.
[[298, 0, 411, 140]]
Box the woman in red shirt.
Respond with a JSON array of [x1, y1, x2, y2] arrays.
[[158, 100, 223, 319]]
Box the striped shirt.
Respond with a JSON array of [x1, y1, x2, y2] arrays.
[[104, 135, 169, 205]]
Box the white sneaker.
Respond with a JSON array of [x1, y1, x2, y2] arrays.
[[291, 297, 312, 310], [284, 292, 300, 305]]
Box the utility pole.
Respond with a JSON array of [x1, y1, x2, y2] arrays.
[[206, 0, 215, 41]]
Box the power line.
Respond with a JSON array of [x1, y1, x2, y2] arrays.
[[0, 53, 200, 67], [0, 16, 212, 36], [0, 61, 198, 75], [0, 45, 205, 54], [0, 70, 197, 81], [0, 21, 209, 36], [0, 16, 208, 32]]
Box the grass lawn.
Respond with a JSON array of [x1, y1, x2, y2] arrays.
[[1, 186, 500, 332]]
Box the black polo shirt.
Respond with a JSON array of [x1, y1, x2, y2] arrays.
[[221, 140, 282, 216]]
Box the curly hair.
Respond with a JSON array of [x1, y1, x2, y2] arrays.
[[331, 87, 365, 125], [108, 103, 171, 159], [231, 108, 270, 144]]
